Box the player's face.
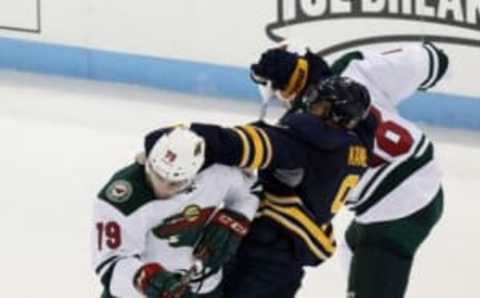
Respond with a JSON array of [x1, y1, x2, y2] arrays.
[[309, 100, 331, 118], [145, 162, 191, 199]]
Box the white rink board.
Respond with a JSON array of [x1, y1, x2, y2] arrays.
[[0, 0, 37, 30], [0, 71, 479, 298], [1, 0, 480, 98]]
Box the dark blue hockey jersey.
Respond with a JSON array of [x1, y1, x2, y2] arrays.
[[145, 112, 376, 265]]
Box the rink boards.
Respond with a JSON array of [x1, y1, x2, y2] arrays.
[[1, 0, 480, 129]]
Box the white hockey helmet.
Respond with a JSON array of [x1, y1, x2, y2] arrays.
[[147, 127, 205, 183]]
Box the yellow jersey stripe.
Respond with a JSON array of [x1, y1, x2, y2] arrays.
[[264, 193, 303, 205], [255, 127, 273, 169], [262, 200, 335, 253], [242, 125, 265, 171], [283, 58, 309, 98], [259, 209, 328, 261], [232, 128, 250, 167]]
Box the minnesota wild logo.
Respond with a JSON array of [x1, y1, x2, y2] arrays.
[[106, 180, 133, 203], [153, 206, 215, 247]]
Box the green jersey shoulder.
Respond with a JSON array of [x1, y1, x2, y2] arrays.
[[98, 163, 155, 216]]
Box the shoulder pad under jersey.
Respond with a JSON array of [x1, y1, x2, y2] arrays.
[[97, 163, 156, 216], [280, 113, 355, 150]]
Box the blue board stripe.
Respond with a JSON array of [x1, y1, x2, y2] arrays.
[[0, 37, 258, 101], [1, 37, 479, 129], [400, 92, 480, 130]]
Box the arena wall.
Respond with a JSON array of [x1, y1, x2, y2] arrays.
[[1, 0, 479, 129]]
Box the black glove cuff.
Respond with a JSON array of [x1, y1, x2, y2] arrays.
[[304, 51, 333, 88]]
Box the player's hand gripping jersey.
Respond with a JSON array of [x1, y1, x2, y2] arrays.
[[92, 161, 258, 298], [332, 43, 446, 222], [146, 114, 376, 265]]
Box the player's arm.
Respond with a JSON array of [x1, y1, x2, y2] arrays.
[[333, 42, 449, 110], [145, 124, 246, 168], [93, 194, 186, 298], [191, 121, 308, 170], [93, 198, 147, 298], [193, 169, 260, 272], [222, 169, 260, 220], [146, 122, 305, 171]]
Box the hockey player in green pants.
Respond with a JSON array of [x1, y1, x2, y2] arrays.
[[333, 42, 446, 298]]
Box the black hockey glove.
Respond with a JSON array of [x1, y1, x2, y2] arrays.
[[194, 209, 250, 272], [251, 48, 301, 90], [303, 50, 333, 85], [251, 48, 332, 100], [134, 263, 192, 298]]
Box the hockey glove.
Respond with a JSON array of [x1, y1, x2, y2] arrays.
[[251, 48, 302, 90], [194, 209, 250, 272], [251, 48, 332, 103], [134, 263, 191, 298]]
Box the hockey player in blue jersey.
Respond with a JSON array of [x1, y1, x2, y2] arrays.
[[249, 41, 447, 298], [145, 68, 377, 296]]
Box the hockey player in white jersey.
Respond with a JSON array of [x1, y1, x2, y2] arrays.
[[331, 43, 445, 298], [249, 41, 447, 297], [92, 127, 259, 298]]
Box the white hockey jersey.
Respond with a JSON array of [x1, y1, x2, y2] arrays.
[[91, 162, 259, 297], [340, 44, 444, 223]]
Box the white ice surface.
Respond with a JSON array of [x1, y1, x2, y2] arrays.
[[1, 71, 479, 298]]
